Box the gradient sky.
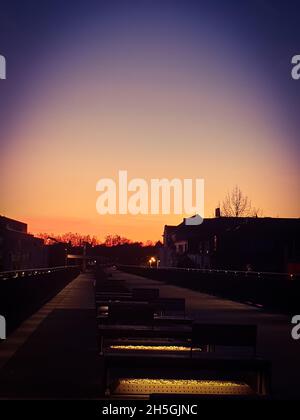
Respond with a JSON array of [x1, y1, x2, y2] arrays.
[[0, 0, 299, 241]]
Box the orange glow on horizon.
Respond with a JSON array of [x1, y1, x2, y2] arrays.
[[1, 13, 299, 241]]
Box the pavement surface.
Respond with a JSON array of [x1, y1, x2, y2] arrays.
[[0, 272, 100, 399]]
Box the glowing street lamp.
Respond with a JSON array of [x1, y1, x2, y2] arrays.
[[149, 257, 156, 268]]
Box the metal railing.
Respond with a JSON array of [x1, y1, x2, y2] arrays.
[[118, 264, 299, 280], [118, 265, 300, 313], [0, 265, 80, 335], [0, 265, 80, 281]]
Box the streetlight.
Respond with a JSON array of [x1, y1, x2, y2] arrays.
[[149, 257, 156, 268]]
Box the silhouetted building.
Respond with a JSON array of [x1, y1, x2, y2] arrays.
[[160, 215, 300, 273], [216, 218, 300, 273], [0, 216, 46, 271], [160, 217, 239, 268], [46, 243, 67, 267]]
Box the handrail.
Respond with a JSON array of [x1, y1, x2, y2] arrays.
[[117, 264, 299, 279], [0, 266, 80, 280]]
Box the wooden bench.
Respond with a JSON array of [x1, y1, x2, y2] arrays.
[[131, 288, 159, 301], [152, 298, 185, 316], [95, 279, 128, 294], [98, 323, 192, 353], [107, 301, 154, 325], [191, 323, 257, 356], [98, 322, 256, 357], [103, 353, 271, 398]]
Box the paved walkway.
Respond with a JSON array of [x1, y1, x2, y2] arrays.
[[0, 272, 99, 399], [0, 269, 299, 399]]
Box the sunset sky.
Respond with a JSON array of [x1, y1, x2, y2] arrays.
[[1, 0, 300, 242]]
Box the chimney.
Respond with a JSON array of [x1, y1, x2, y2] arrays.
[[215, 208, 221, 218]]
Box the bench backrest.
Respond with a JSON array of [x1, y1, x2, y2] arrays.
[[95, 280, 128, 294], [192, 324, 257, 351], [132, 288, 159, 301], [153, 298, 185, 314], [108, 302, 154, 325]]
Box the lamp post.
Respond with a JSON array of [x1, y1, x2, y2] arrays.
[[149, 257, 156, 268]]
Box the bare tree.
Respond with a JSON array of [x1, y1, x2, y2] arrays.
[[104, 234, 131, 247], [221, 186, 260, 217], [35, 232, 101, 246]]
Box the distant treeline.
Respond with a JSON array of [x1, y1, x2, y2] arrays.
[[91, 241, 162, 265], [36, 232, 160, 248], [35, 233, 162, 265]]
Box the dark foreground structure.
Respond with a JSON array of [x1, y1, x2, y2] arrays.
[[0, 266, 80, 334], [0, 267, 299, 399]]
